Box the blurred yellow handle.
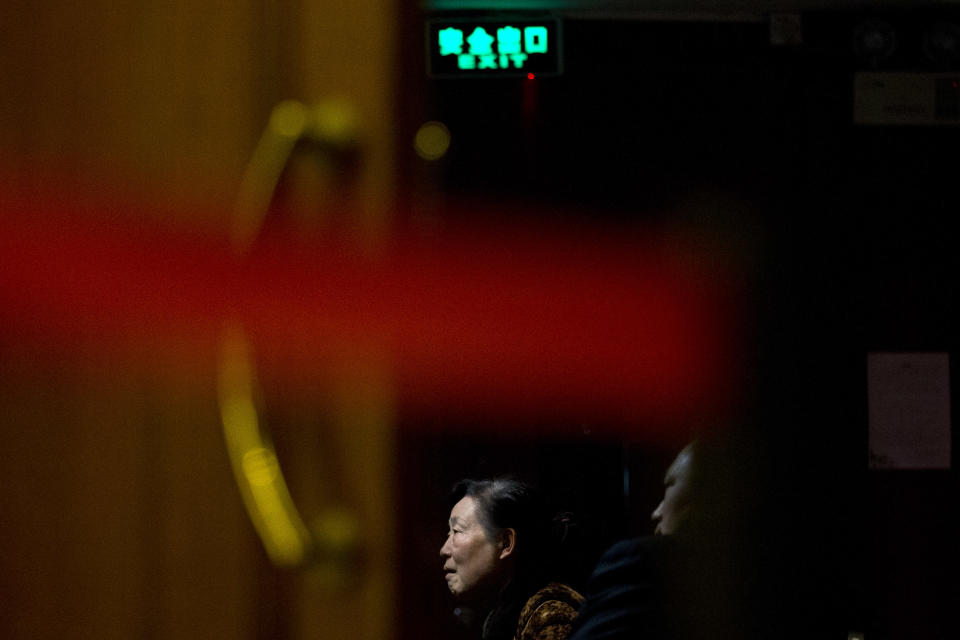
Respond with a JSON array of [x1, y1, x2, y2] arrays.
[[218, 323, 313, 566], [219, 99, 360, 568]]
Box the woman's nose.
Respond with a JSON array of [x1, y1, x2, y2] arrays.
[[651, 500, 663, 522]]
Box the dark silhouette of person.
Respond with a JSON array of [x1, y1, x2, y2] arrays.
[[568, 442, 719, 640]]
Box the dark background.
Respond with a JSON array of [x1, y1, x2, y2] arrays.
[[397, 8, 958, 640]]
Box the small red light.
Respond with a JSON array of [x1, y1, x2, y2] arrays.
[[527, 73, 535, 80]]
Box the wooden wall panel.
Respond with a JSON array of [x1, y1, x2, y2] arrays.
[[0, 0, 399, 638], [1, 1, 274, 221]]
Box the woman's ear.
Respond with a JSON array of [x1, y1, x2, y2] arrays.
[[499, 528, 517, 560]]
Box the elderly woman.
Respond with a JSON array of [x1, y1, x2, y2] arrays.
[[440, 478, 583, 640]]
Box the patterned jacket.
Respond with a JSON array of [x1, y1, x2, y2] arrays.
[[514, 582, 584, 640]]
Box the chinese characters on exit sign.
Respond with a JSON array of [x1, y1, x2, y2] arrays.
[[427, 18, 562, 78]]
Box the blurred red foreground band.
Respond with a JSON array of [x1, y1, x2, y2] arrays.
[[0, 191, 741, 434]]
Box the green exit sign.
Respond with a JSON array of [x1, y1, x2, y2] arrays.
[[427, 17, 562, 78]]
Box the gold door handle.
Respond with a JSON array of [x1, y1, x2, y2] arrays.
[[219, 100, 362, 569]]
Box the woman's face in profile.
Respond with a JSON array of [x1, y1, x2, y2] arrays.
[[440, 496, 502, 601]]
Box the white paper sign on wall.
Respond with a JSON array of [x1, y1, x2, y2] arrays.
[[868, 352, 951, 470]]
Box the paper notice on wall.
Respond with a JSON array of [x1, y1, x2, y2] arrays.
[[868, 352, 951, 469]]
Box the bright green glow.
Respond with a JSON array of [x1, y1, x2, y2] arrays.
[[467, 27, 495, 55], [497, 26, 522, 54], [505, 54, 528, 68], [434, 22, 553, 73], [439, 27, 464, 55], [525, 26, 548, 54]]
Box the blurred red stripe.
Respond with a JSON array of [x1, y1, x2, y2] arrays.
[[0, 193, 739, 429]]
